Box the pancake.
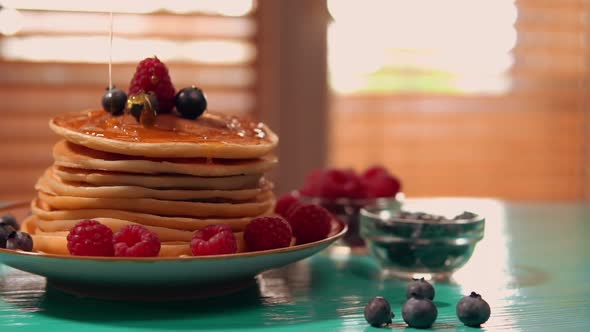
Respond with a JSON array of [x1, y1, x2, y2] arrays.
[[36, 217, 193, 241], [38, 191, 274, 218], [22, 216, 249, 257], [53, 140, 277, 177], [31, 198, 269, 231], [50, 110, 278, 159], [37, 168, 270, 201], [53, 166, 263, 190]]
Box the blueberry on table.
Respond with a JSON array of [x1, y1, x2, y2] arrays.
[[456, 291, 491, 327], [1, 214, 19, 231], [6, 231, 33, 252], [175, 86, 207, 119], [102, 87, 127, 115], [364, 296, 394, 327], [406, 277, 435, 300], [402, 294, 438, 329]]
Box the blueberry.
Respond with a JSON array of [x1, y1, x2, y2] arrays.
[[402, 294, 438, 329], [406, 278, 435, 300], [127, 92, 159, 125], [102, 87, 127, 115], [6, 231, 33, 252], [456, 291, 491, 327], [175, 86, 207, 119], [0, 214, 19, 230], [0, 225, 16, 249], [364, 296, 394, 327]]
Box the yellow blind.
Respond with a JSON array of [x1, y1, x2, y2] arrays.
[[0, 1, 258, 200]]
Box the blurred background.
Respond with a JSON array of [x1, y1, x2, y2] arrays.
[[0, 0, 588, 202]]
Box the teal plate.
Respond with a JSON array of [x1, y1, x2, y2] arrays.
[[0, 203, 346, 301]]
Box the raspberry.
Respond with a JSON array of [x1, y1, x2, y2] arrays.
[[299, 169, 324, 196], [287, 204, 332, 244], [363, 165, 390, 179], [113, 225, 161, 257], [285, 200, 304, 219], [191, 224, 237, 256], [244, 217, 292, 251], [67, 219, 114, 257], [275, 193, 300, 217], [129, 57, 176, 113], [362, 166, 401, 198], [319, 169, 367, 199]]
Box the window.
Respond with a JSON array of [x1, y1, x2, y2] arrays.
[[328, 0, 589, 201], [327, 0, 517, 94]]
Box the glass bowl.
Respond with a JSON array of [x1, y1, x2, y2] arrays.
[[360, 202, 485, 279], [294, 191, 403, 247]]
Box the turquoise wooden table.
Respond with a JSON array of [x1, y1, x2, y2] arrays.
[[1, 199, 589, 331]]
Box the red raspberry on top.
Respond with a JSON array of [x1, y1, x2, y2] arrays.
[[129, 56, 176, 113], [67, 219, 114, 257], [287, 204, 332, 244], [114, 225, 161, 257], [191, 224, 237, 256], [361, 166, 401, 198], [275, 193, 300, 217], [244, 217, 292, 251]]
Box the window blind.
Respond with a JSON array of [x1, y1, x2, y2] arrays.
[[328, 0, 589, 201]]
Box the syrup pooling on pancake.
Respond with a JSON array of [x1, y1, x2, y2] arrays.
[[53, 110, 271, 145]]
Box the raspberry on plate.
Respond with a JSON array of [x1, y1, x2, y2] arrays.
[[191, 224, 237, 256], [275, 193, 300, 217], [67, 219, 114, 257], [287, 204, 332, 244], [285, 200, 305, 219], [129, 56, 176, 113], [113, 225, 161, 257], [244, 217, 292, 251]]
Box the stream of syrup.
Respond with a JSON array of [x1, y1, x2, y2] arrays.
[[108, 11, 113, 90]]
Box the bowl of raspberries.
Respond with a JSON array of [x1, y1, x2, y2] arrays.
[[277, 166, 403, 247]]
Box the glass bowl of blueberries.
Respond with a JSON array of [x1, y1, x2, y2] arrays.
[[293, 166, 403, 248], [360, 201, 485, 279]]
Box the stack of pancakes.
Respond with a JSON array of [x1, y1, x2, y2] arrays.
[[26, 110, 279, 256]]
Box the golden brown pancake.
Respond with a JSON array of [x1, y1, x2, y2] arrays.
[[22, 216, 250, 257], [37, 168, 271, 201], [38, 191, 274, 218], [53, 166, 263, 190], [53, 140, 277, 177], [50, 110, 278, 159], [31, 198, 270, 231]]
